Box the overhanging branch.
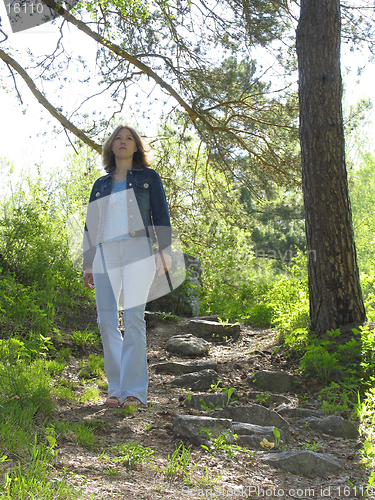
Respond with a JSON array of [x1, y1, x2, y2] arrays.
[[0, 48, 102, 154], [41, 0, 207, 129]]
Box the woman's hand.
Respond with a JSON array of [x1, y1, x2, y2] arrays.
[[156, 252, 172, 276], [83, 269, 95, 289]]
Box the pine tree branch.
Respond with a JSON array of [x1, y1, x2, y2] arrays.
[[0, 47, 102, 153], [41, 0, 206, 129]]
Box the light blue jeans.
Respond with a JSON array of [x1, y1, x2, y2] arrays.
[[92, 238, 155, 405]]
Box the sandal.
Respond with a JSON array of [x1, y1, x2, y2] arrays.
[[106, 397, 121, 407], [122, 396, 142, 408]]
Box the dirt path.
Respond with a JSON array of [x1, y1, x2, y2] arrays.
[[52, 319, 368, 500]]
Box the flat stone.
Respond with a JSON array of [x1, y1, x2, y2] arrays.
[[247, 392, 292, 408], [195, 315, 220, 322], [301, 415, 359, 439], [188, 319, 241, 342], [211, 404, 290, 434], [189, 393, 232, 410], [233, 423, 289, 450], [276, 405, 322, 418], [260, 450, 342, 476], [172, 415, 235, 443], [154, 360, 218, 375], [165, 334, 210, 357], [170, 369, 220, 391], [247, 370, 298, 393]]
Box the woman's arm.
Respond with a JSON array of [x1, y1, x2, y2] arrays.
[[149, 170, 172, 254], [155, 252, 172, 276], [83, 268, 95, 289], [83, 180, 101, 270]]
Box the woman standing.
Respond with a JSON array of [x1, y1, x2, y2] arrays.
[[83, 125, 171, 407]]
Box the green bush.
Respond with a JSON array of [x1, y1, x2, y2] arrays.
[[300, 345, 339, 384], [198, 246, 305, 326], [0, 434, 78, 499], [0, 204, 94, 341]]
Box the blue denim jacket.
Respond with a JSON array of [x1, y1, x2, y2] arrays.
[[83, 166, 171, 269]]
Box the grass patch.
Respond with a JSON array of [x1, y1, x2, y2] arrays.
[[0, 354, 81, 499], [0, 440, 79, 499], [79, 386, 100, 403], [162, 443, 195, 477], [79, 354, 105, 380], [56, 347, 72, 363], [53, 386, 77, 403], [44, 359, 66, 376], [71, 327, 100, 347], [100, 442, 155, 470], [114, 405, 139, 417], [55, 421, 97, 450]]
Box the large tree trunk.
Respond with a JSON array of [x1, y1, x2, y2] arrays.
[[296, 0, 366, 335]]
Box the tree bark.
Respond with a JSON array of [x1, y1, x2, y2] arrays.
[[296, 0, 365, 335]]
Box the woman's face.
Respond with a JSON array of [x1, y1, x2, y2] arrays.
[[111, 128, 137, 160]]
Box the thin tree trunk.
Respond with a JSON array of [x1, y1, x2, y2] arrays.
[[296, 0, 365, 335]]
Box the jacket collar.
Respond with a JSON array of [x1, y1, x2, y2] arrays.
[[108, 166, 144, 177]]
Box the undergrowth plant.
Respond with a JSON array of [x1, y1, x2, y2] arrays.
[[198, 241, 309, 331], [0, 350, 80, 498], [282, 320, 375, 486], [0, 436, 79, 499], [79, 354, 105, 380], [200, 431, 252, 460], [107, 442, 154, 469], [72, 328, 100, 347], [196, 467, 223, 487], [285, 324, 375, 420], [55, 421, 97, 450], [162, 443, 195, 477], [299, 345, 339, 385]]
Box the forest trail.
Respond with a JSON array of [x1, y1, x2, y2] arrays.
[[50, 316, 367, 500]]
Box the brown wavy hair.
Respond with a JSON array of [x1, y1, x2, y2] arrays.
[[102, 125, 152, 172]]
